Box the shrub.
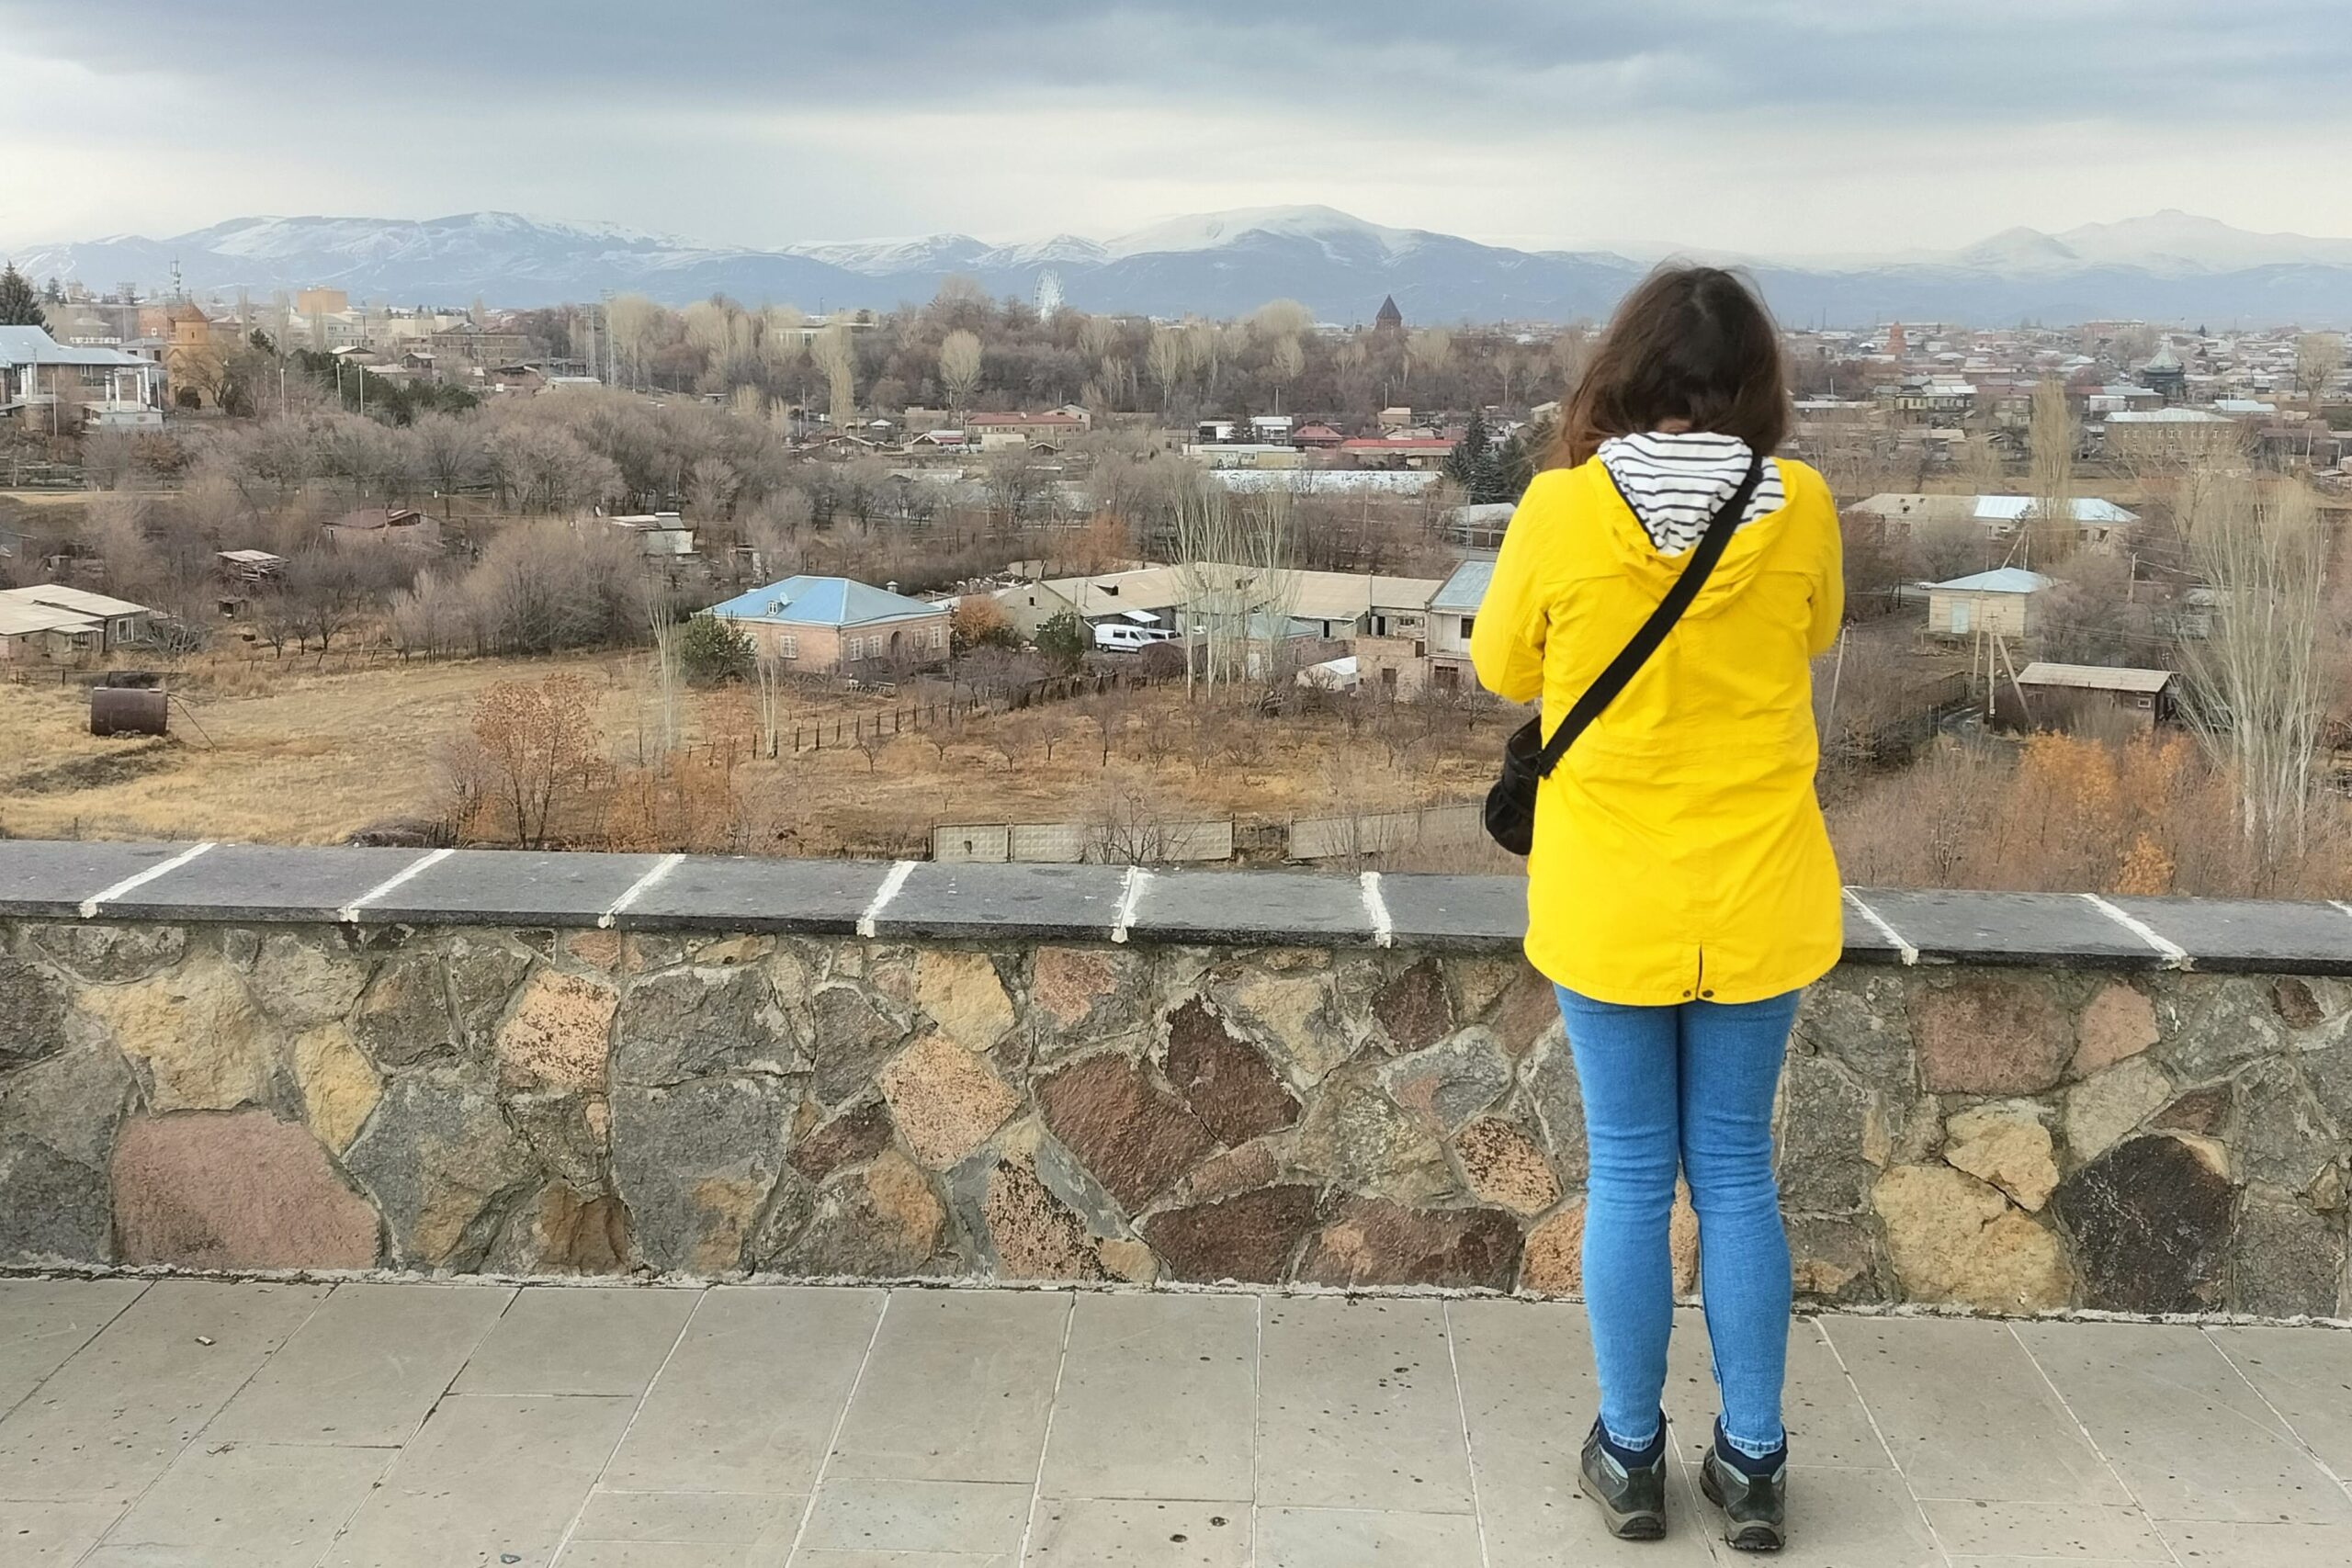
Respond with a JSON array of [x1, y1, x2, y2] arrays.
[[1035, 609, 1089, 672], [676, 613, 754, 685]]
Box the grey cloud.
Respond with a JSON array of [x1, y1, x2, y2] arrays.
[[14, 1, 2346, 126]]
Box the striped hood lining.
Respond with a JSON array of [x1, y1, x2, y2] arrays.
[[1597, 432, 1786, 558]]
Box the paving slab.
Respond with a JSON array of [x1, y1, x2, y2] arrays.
[[2207, 1324, 2352, 1476], [1447, 1297, 1720, 1567], [1849, 887, 2159, 967], [2015, 1319, 2352, 1525], [1661, 1312, 1892, 1471], [355, 848, 668, 926], [0, 838, 198, 918], [555, 1542, 767, 1568], [796, 1477, 1032, 1554], [791, 1552, 1010, 1568], [1704, 1465, 1942, 1568], [0, 1280, 328, 1502], [82, 1439, 390, 1567], [453, 1285, 700, 1395], [614, 854, 895, 933], [322, 1393, 637, 1568], [208, 1280, 513, 1445], [571, 1489, 802, 1543], [602, 1286, 883, 1495], [1255, 1297, 1475, 1514], [825, 1290, 1070, 1484], [1255, 1506, 1486, 1567], [95, 841, 431, 921], [1917, 1497, 2172, 1561], [1023, 1497, 1250, 1566], [0, 1278, 146, 1416], [1038, 1292, 1255, 1504], [2, 1499, 127, 1565], [1819, 1317, 2127, 1506], [1126, 869, 1373, 946], [868, 863, 1130, 941], [1376, 872, 1527, 952], [2156, 1519, 2352, 1566]]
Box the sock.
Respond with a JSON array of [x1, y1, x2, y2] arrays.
[[1714, 1417, 1787, 1478], [1597, 1415, 1667, 1469]]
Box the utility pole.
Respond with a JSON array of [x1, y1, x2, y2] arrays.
[[1826, 624, 1849, 733]]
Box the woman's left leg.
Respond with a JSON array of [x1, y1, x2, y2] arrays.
[[1677, 989, 1801, 1460]]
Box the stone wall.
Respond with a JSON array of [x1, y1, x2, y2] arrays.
[[2, 842, 2348, 1318]]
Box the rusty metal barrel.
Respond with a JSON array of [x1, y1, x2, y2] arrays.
[[90, 686, 168, 737]]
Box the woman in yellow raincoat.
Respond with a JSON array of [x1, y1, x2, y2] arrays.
[[1473, 265, 1842, 1552]]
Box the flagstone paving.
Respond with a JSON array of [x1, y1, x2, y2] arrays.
[[4, 1279, 2349, 1567]]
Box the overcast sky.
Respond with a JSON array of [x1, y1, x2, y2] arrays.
[[5, 1, 2347, 254]]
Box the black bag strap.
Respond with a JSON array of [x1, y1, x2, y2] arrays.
[[1532, 453, 1766, 777]]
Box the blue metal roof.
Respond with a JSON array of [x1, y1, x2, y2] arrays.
[[704, 575, 941, 628], [1930, 568, 2052, 595], [1430, 558, 1494, 614]]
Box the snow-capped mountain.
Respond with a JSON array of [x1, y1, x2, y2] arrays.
[[6, 206, 2349, 325]]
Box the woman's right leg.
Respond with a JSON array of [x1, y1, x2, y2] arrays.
[[1554, 986, 1681, 1452]]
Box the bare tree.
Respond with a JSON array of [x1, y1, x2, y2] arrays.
[[1146, 328, 1189, 414], [1268, 336, 1305, 413], [2179, 470, 2327, 881], [810, 324, 857, 430], [2295, 332, 2343, 411], [939, 329, 983, 415], [2026, 377, 2077, 568], [464, 673, 605, 849]]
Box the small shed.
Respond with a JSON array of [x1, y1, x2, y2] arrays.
[[1999, 662, 2176, 732], [1923, 568, 2050, 639], [217, 549, 287, 584]]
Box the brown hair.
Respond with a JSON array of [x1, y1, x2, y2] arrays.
[[1551, 265, 1790, 468]]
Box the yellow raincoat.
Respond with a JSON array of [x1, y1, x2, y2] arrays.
[[1471, 452, 1844, 1005]]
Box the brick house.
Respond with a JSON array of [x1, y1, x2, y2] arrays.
[[707, 576, 951, 675]]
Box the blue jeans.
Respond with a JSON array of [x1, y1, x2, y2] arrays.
[[1555, 985, 1799, 1460]]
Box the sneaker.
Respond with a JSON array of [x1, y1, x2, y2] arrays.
[[1698, 1440, 1787, 1552], [1578, 1420, 1668, 1540]]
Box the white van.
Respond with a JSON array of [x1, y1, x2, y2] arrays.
[[1092, 623, 1179, 653]]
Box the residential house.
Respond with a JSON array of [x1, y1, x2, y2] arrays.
[[1338, 436, 1456, 469], [0, 585, 152, 662], [428, 325, 537, 371], [607, 513, 696, 558], [0, 327, 163, 430], [707, 575, 952, 675], [1849, 493, 2139, 554], [1424, 559, 1491, 688], [967, 411, 1091, 451], [991, 567, 1192, 640], [1443, 503, 1514, 550], [1292, 571, 1442, 642], [995, 564, 1442, 647], [1923, 568, 2050, 639], [1184, 443, 1301, 469], [2103, 407, 2245, 462], [1290, 421, 1347, 450], [1997, 662, 2175, 733], [1351, 638, 1428, 697]]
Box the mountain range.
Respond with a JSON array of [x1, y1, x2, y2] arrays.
[[8, 206, 2349, 326]]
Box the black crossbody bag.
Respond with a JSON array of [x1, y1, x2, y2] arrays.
[[1483, 454, 1765, 855]]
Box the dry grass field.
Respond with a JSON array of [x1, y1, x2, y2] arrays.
[[1, 649, 664, 843], [2, 648, 1510, 854]]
